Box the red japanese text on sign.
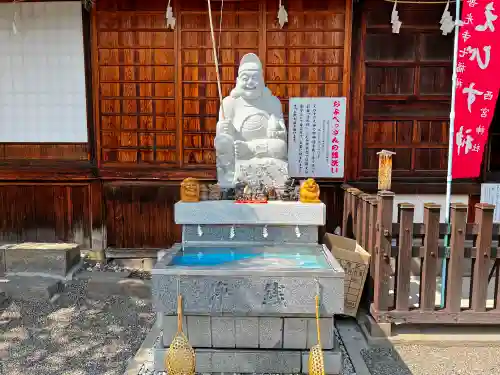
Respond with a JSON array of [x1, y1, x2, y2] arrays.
[[452, 0, 499, 179]]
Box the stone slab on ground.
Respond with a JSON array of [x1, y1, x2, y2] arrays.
[[153, 346, 342, 374], [0, 275, 64, 301], [76, 270, 151, 299], [4, 242, 80, 277]]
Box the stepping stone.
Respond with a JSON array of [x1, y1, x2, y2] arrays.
[[0, 276, 64, 301], [4, 242, 81, 278]]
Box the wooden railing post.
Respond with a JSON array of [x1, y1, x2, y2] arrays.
[[361, 195, 375, 250], [350, 188, 362, 240], [395, 203, 414, 311], [472, 203, 495, 312], [373, 190, 394, 313], [446, 203, 468, 313], [367, 196, 378, 300], [341, 184, 351, 236], [356, 193, 369, 245], [420, 203, 440, 311]]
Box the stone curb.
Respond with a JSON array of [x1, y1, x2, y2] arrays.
[[123, 319, 160, 375], [77, 271, 151, 299]]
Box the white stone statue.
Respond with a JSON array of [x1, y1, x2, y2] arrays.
[[214, 53, 289, 188]]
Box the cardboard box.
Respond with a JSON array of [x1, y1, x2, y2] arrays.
[[323, 233, 371, 317]]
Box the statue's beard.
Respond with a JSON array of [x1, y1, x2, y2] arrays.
[[230, 86, 263, 100]]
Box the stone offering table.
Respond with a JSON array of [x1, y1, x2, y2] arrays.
[[152, 201, 345, 374]]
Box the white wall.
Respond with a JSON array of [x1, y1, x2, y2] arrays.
[[393, 194, 469, 223], [0, 2, 87, 142]]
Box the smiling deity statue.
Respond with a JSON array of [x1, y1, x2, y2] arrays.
[[214, 53, 289, 188]]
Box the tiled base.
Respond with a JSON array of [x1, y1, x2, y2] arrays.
[[161, 314, 335, 350], [154, 346, 342, 374]]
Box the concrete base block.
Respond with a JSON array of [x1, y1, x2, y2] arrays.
[[161, 314, 335, 350], [0, 276, 63, 301], [5, 243, 80, 277], [78, 271, 151, 299], [154, 346, 342, 374]]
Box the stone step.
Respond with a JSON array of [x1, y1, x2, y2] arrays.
[[3, 242, 81, 278], [0, 275, 64, 301], [76, 271, 151, 299], [154, 347, 342, 374], [161, 314, 335, 350]]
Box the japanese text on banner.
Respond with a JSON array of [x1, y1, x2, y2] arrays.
[[452, 0, 499, 179]]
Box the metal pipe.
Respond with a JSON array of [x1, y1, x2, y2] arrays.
[[441, 0, 462, 308]]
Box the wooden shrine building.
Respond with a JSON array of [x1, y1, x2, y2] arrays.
[[0, 0, 498, 253]]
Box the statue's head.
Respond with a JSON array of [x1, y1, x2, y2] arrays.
[[231, 53, 265, 100]]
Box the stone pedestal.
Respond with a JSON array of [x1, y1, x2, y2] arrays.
[[152, 201, 345, 374]]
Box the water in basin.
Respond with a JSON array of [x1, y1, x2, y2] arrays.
[[171, 245, 330, 270]]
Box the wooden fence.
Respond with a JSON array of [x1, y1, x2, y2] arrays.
[[342, 185, 500, 325]]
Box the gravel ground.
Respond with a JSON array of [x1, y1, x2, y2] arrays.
[[0, 280, 155, 375], [362, 344, 500, 375], [81, 258, 152, 280], [393, 344, 500, 375]]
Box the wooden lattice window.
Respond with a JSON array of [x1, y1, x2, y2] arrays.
[[360, 3, 453, 177], [94, 0, 350, 172], [96, 2, 177, 165]]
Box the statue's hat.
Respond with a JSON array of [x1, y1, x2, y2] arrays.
[[238, 53, 262, 74]]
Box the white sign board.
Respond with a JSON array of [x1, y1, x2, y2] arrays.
[[287, 97, 346, 178], [480, 183, 500, 222]]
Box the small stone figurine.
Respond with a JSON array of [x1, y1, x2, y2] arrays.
[[266, 185, 277, 200], [254, 183, 268, 202], [208, 184, 222, 200], [235, 181, 246, 201], [180, 178, 200, 202], [243, 185, 253, 201], [199, 184, 209, 201], [281, 178, 297, 201], [299, 178, 321, 203], [222, 188, 235, 200]]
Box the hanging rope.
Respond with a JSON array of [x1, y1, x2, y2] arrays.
[[217, 0, 224, 65], [207, 0, 225, 119]]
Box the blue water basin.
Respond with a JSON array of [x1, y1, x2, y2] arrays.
[[171, 245, 330, 269]]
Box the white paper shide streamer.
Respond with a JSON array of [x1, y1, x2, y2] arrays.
[[262, 224, 269, 238], [166, 0, 176, 30], [391, 0, 402, 34], [440, 0, 455, 35], [295, 225, 301, 238], [197, 224, 203, 237], [277, 0, 288, 29]]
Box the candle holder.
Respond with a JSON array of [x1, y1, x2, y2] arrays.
[[377, 150, 396, 191]]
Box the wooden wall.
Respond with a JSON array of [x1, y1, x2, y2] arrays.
[[349, 0, 456, 186], [0, 0, 351, 249], [92, 0, 352, 179]]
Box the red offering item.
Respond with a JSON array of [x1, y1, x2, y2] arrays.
[[235, 200, 268, 204]]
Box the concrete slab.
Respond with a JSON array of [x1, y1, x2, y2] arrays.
[[5, 243, 80, 277], [335, 319, 371, 375], [358, 312, 500, 346], [0, 275, 63, 301], [154, 345, 342, 374]]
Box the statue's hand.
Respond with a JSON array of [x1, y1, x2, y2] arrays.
[[234, 140, 253, 159], [216, 119, 232, 135]]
